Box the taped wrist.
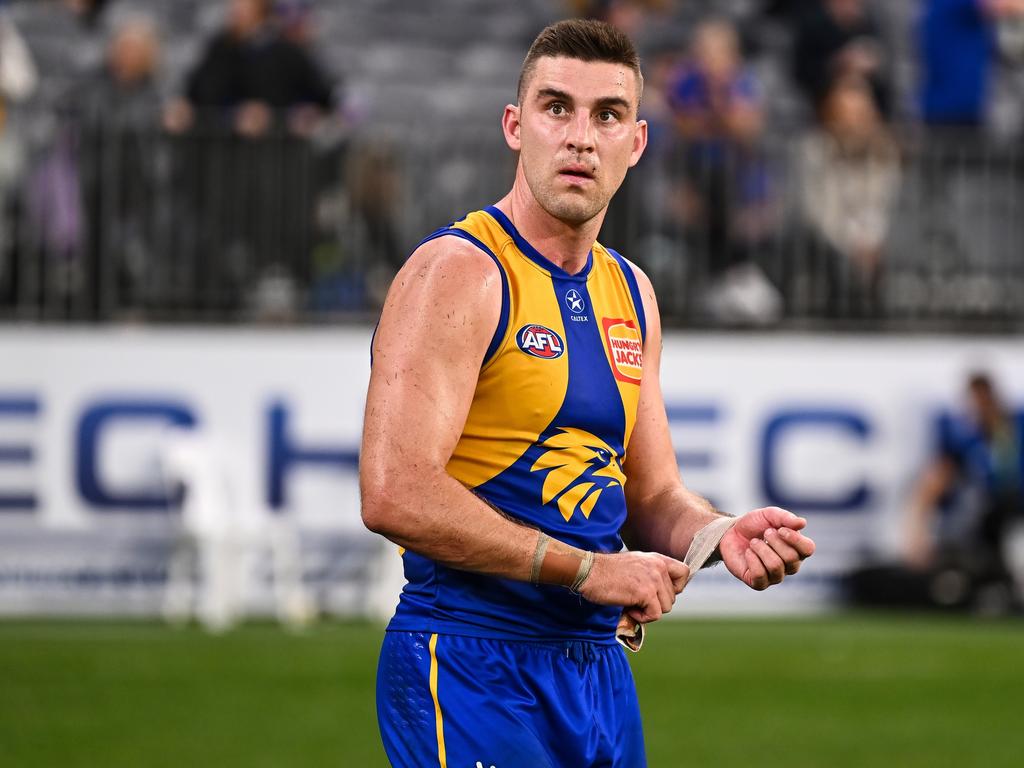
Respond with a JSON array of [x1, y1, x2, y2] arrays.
[[531, 532, 593, 590], [617, 515, 739, 655], [569, 550, 595, 594], [684, 515, 739, 572], [530, 532, 550, 585]]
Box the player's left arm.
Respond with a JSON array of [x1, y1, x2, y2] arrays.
[[620, 263, 815, 590]]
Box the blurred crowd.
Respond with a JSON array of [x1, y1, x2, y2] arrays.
[[2, 0, 1024, 323], [586, 0, 1024, 323]]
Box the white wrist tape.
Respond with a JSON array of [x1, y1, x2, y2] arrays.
[[615, 516, 738, 653], [682, 515, 739, 577]]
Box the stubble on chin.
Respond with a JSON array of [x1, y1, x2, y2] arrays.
[[529, 179, 606, 227]]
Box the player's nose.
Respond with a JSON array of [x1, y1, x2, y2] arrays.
[[566, 111, 595, 153]]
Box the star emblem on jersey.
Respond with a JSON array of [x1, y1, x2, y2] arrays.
[[565, 289, 586, 314], [530, 427, 625, 521]]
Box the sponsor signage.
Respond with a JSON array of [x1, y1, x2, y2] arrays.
[[1, 329, 1022, 615], [602, 318, 643, 384]]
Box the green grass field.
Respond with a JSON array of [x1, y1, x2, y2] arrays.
[[1, 614, 1022, 767]]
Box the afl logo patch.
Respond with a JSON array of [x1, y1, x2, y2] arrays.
[[517, 324, 565, 359]]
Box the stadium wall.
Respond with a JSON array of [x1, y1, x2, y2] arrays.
[[1, 328, 1021, 617]]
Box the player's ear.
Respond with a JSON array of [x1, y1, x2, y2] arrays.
[[628, 118, 648, 168], [502, 104, 522, 151]]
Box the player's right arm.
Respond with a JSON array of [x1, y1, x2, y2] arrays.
[[360, 235, 685, 622]]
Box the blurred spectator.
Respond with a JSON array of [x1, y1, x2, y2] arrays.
[[792, 0, 892, 117], [919, 0, 1024, 129], [64, 0, 111, 29], [76, 17, 165, 314], [347, 139, 402, 273], [0, 8, 38, 104], [78, 17, 162, 126], [667, 18, 781, 323], [916, 2, 1024, 281], [46, 0, 116, 99], [568, 0, 675, 50], [904, 373, 1024, 599], [797, 75, 900, 316], [166, 0, 334, 138], [0, 3, 38, 302], [276, 0, 314, 45], [759, 0, 818, 21], [160, 0, 337, 318], [273, 0, 342, 136]]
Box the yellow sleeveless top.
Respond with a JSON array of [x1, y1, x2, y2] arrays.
[[389, 205, 648, 641]]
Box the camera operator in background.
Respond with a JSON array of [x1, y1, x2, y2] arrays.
[[904, 372, 1024, 608]]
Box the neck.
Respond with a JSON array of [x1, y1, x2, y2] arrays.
[[495, 167, 606, 275]]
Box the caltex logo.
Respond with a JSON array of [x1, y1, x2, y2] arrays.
[[517, 324, 565, 359]]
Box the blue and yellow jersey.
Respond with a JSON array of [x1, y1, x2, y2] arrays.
[[388, 206, 647, 643]]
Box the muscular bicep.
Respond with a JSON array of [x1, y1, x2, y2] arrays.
[[361, 237, 501, 490]]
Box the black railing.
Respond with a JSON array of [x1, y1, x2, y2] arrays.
[[1, 121, 1021, 330]]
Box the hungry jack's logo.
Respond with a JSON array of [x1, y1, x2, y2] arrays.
[[530, 427, 625, 521], [517, 324, 564, 359], [602, 318, 643, 384]]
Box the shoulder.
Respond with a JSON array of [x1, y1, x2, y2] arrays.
[[373, 230, 504, 367], [383, 229, 503, 318], [597, 245, 654, 296], [609, 250, 655, 299], [404, 229, 501, 283], [601, 246, 659, 340]]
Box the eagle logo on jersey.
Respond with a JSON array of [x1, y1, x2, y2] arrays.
[[517, 324, 565, 359], [530, 427, 625, 521]]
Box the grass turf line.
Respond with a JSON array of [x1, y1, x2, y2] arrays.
[[0, 615, 1021, 767]]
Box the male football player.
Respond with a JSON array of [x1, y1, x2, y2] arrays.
[[361, 19, 815, 767]]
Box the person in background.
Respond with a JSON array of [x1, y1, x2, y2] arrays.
[[63, 0, 111, 29], [79, 17, 162, 126], [272, 0, 340, 137], [0, 0, 38, 305], [0, 4, 37, 106], [162, 0, 336, 318], [164, 0, 334, 138], [919, 0, 1024, 129], [792, 0, 892, 117], [797, 75, 900, 317], [75, 17, 164, 315], [668, 18, 780, 323], [568, 0, 675, 51], [904, 373, 1024, 601]]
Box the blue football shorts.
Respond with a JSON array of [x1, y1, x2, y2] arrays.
[[376, 630, 646, 768]]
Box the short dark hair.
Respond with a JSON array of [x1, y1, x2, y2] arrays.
[[517, 19, 643, 107]]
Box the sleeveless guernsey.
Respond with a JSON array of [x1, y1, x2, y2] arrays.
[[386, 205, 647, 642]]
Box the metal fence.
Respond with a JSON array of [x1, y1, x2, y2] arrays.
[[1, 119, 1022, 330]]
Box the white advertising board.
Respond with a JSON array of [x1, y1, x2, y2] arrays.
[[0, 328, 1021, 617]]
